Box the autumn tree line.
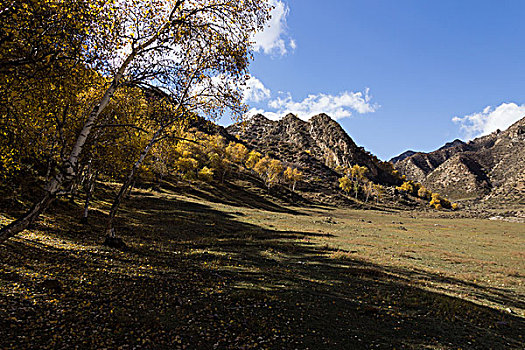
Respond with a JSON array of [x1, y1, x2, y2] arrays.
[[138, 129, 304, 192], [336, 163, 458, 210], [395, 180, 458, 210], [0, 0, 272, 243], [337, 164, 386, 204]]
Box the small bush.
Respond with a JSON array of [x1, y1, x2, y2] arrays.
[[198, 167, 214, 183]]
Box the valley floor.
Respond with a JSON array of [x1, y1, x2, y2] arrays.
[[0, 183, 524, 349]]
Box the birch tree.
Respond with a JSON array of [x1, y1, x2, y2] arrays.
[[284, 166, 303, 192], [104, 0, 270, 240], [0, 0, 104, 183], [0, 0, 270, 243]]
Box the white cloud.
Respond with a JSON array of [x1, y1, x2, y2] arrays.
[[242, 74, 378, 121], [242, 76, 271, 103], [246, 107, 282, 121], [452, 102, 525, 139], [257, 89, 378, 121], [253, 0, 295, 56]]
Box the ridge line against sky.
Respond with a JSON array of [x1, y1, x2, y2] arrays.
[[229, 0, 525, 160]]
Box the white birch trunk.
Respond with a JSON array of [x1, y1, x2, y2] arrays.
[[105, 127, 164, 238], [0, 54, 135, 243]]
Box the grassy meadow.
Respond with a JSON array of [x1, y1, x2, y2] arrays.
[[0, 182, 524, 349]]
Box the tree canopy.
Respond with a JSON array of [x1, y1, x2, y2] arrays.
[[0, 0, 272, 243]]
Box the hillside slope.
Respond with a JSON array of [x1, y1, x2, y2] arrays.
[[393, 117, 525, 203], [226, 113, 399, 202]]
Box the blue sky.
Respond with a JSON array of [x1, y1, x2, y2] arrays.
[[228, 0, 525, 160]]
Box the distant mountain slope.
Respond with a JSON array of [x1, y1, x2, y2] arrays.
[[394, 117, 525, 203], [390, 150, 416, 164], [438, 139, 467, 151], [422, 154, 492, 200], [186, 115, 238, 143]]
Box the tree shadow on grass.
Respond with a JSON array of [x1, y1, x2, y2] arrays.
[[0, 191, 524, 349], [159, 177, 307, 215]]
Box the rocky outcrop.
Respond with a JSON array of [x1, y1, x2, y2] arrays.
[[390, 151, 416, 164], [422, 154, 492, 199], [186, 115, 238, 143], [438, 139, 467, 151], [307, 114, 398, 184], [394, 117, 525, 203], [227, 113, 399, 186]]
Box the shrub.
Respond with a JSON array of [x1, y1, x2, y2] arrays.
[[418, 186, 431, 200], [245, 150, 261, 169], [339, 176, 352, 193], [397, 180, 422, 196], [225, 142, 248, 164], [429, 192, 452, 210], [198, 167, 214, 183]]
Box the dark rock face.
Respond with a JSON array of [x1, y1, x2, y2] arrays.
[[227, 113, 399, 194], [395, 117, 525, 202], [438, 139, 467, 151], [186, 116, 238, 143], [390, 150, 416, 164]]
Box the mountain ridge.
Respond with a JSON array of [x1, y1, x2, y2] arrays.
[[225, 113, 401, 204], [393, 116, 525, 204], [194, 111, 523, 209], [227, 113, 400, 179]]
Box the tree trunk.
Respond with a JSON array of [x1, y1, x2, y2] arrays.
[[126, 179, 136, 199], [0, 55, 133, 243], [69, 176, 79, 204], [81, 169, 97, 225], [105, 127, 164, 238], [0, 189, 56, 243], [45, 154, 54, 179], [69, 161, 89, 204]]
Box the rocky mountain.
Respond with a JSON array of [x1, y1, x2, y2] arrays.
[[226, 113, 400, 202], [389, 150, 416, 164], [186, 115, 238, 143], [437, 139, 467, 151], [394, 117, 525, 203]]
